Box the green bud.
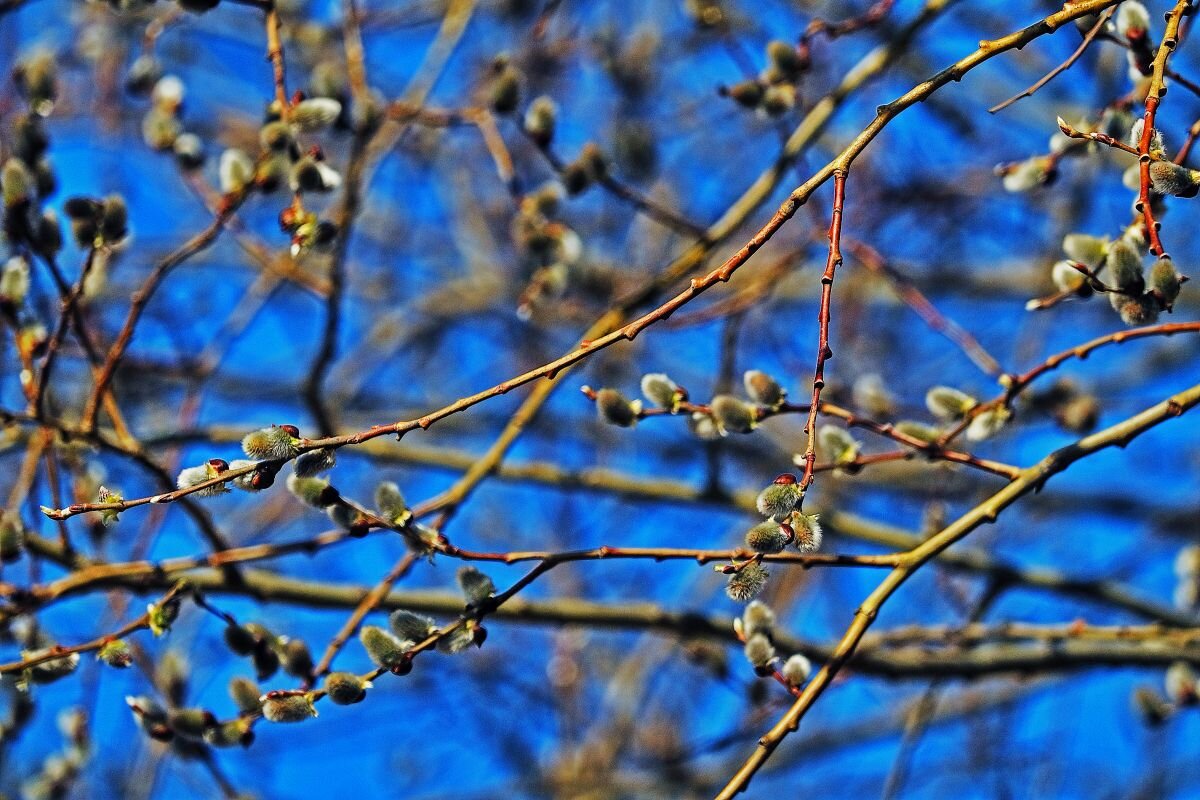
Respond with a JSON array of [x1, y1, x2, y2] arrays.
[[242, 424, 301, 460], [99, 194, 128, 244], [167, 707, 216, 741], [723, 79, 763, 109], [817, 425, 859, 465], [360, 626, 410, 670], [1132, 686, 1171, 726], [260, 691, 317, 723], [1105, 239, 1144, 290], [147, 597, 181, 637], [94, 639, 130, 668], [457, 566, 496, 606], [895, 420, 941, 443], [2, 158, 32, 208], [294, 448, 336, 477], [1062, 233, 1108, 265], [594, 388, 640, 428], [760, 84, 796, 116], [925, 386, 977, 421], [204, 718, 254, 748], [725, 562, 768, 602], [0, 512, 25, 563], [755, 474, 800, 520], [389, 610, 435, 643], [291, 97, 342, 132], [789, 512, 822, 553], [746, 522, 788, 554], [228, 676, 262, 714], [489, 62, 522, 114], [640, 373, 685, 411], [1148, 258, 1184, 308], [523, 96, 557, 146], [965, 406, 1012, 442], [375, 481, 410, 526], [324, 671, 371, 705], [286, 474, 338, 508], [711, 394, 756, 434], [743, 370, 785, 408], [282, 638, 314, 679], [219, 148, 255, 194]]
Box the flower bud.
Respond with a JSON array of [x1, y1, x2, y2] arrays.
[[286, 474, 338, 508], [742, 633, 775, 672], [998, 157, 1053, 192], [781, 653, 812, 686], [1062, 233, 1108, 266], [1149, 161, 1200, 197], [219, 148, 255, 194], [176, 460, 230, 497], [711, 394, 756, 434], [324, 671, 371, 705], [965, 406, 1012, 442], [1132, 686, 1171, 726], [260, 691, 317, 723], [96, 639, 132, 668], [723, 79, 763, 109], [147, 597, 181, 637], [99, 194, 128, 244], [141, 107, 181, 151], [1148, 258, 1184, 308], [925, 386, 977, 421], [229, 677, 262, 714], [817, 425, 858, 465], [790, 512, 822, 553], [173, 133, 205, 171], [23, 648, 79, 684], [13, 51, 57, 115], [282, 638, 314, 679], [204, 718, 254, 748], [489, 62, 522, 114], [1114, 294, 1159, 326], [1051, 260, 1088, 293], [167, 707, 216, 741], [127, 695, 170, 739], [523, 96, 557, 146], [242, 424, 301, 460], [223, 624, 258, 656], [437, 620, 485, 654], [725, 562, 768, 602], [457, 566, 496, 606], [360, 625, 410, 669], [755, 474, 800, 520], [746, 521, 788, 554], [125, 55, 161, 96], [1165, 661, 1198, 706], [292, 98, 342, 132], [294, 448, 335, 477], [760, 84, 796, 116], [374, 481, 411, 526], [743, 370, 785, 408], [0, 512, 25, 564], [765, 41, 801, 82], [739, 600, 775, 639], [1116, 2, 1150, 40], [389, 610, 435, 643], [640, 373, 685, 411], [595, 388, 640, 428], [2, 159, 32, 209], [1128, 118, 1164, 154]]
